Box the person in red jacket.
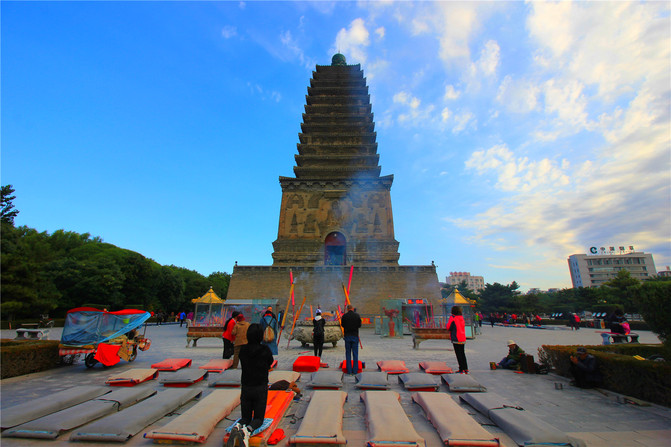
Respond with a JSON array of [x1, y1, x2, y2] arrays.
[[447, 306, 468, 373], [222, 311, 240, 359]]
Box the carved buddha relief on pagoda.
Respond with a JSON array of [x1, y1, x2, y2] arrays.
[[272, 54, 400, 267]]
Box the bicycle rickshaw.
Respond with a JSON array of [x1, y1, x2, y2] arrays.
[[58, 307, 152, 368]]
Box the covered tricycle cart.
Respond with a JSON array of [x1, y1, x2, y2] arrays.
[[58, 307, 152, 368]]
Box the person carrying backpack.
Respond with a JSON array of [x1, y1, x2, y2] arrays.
[[260, 306, 278, 356]]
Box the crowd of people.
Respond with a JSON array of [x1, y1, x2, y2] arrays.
[[488, 312, 543, 327]]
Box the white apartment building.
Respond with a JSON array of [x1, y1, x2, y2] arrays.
[[446, 271, 485, 292], [568, 248, 657, 288]]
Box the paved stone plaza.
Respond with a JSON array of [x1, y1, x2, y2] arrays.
[[1, 323, 669, 447]]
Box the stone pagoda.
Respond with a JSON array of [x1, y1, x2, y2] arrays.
[[226, 54, 441, 315]]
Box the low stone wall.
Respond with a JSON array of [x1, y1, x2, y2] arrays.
[[227, 265, 441, 315]]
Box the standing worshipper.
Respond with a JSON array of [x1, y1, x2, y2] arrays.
[[232, 314, 250, 369], [260, 306, 278, 357], [447, 306, 469, 374], [222, 311, 240, 359], [227, 324, 274, 447], [340, 305, 361, 374], [312, 310, 326, 358]]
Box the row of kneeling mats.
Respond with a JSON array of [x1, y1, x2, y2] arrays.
[[2, 384, 584, 446]]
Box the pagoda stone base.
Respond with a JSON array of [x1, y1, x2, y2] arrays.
[[226, 265, 441, 316]]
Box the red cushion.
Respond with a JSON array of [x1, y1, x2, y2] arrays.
[[293, 355, 321, 372], [199, 359, 233, 372], [419, 361, 453, 375], [151, 358, 192, 371], [339, 360, 365, 372], [377, 360, 409, 374]]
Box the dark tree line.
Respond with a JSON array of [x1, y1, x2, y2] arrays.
[[1, 185, 230, 319]]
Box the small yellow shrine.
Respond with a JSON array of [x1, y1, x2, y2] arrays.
[[440, 288, 477, 338], [191, 287, 225, 327]]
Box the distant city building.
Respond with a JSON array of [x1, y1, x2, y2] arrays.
[[658, 266, 671, 278], [446, 272, 485, 292], [568, 247, 657, 287]]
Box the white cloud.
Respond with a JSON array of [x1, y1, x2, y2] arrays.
[[393, 91, 412, 105], [434, 3, 480, 62], [392, 90, 436, 126], [456, 39, 501, 94], [496, 76, 539, 113], [410, 18, 430, 35], [221, 26, 237, 39], [334, 18, 370, 64], [444, 85, 460, 101], [542, 78, 590, 129], [476, 40, 500, 77], [441, 107, 450, 122], [375, 27, 385, 40], [246, 82, 282, 103], [279, 30, 315, 69], [452, 111, 475, 134], [528, 2, 670, 101]]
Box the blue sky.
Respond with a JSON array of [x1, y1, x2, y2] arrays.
[[3, 1, 670, 292]]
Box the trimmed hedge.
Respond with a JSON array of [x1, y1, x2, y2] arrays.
[[539, 344, 670, 407], [539, 319, 650, 331], [0, 339, 61, 379]]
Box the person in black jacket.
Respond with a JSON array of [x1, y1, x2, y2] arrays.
[[228, 323, 274, 447], [340, 305, 362, 374], [313, 311, 326, 358], [608, 309, 627, 334], [569, 347, 602, 388]]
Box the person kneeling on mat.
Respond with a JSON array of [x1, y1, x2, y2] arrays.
[[569, 347, 602, 388], [228, 323, 274, 447]]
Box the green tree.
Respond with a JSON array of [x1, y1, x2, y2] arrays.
[[207, 271, 231, 299], [478, 281, 520, 313], [0, 221, 231, 319], [155, 266, 186, 313], [168, 266, 210, 310], [631, 280, 671, 346], [1, 184, 19, 224], [601, 270, 640, 312]]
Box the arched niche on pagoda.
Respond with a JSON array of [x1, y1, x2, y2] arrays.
[[324, 232, 347, 265]]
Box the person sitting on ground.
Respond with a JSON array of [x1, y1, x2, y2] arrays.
[[269, 379, 302, 400], [569, 347, 602, 388], [497, 340, 526, 370]]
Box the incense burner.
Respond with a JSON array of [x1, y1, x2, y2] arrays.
[[286, 321, 343, 347]]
